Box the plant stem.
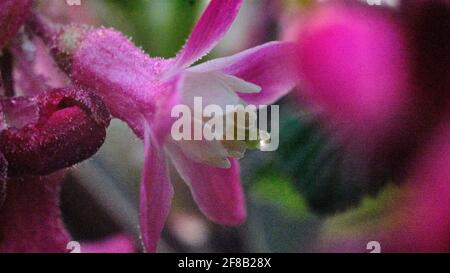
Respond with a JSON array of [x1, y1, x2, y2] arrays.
[[0, 50, 14, 97]]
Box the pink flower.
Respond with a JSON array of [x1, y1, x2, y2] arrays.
[[293, 0, 449, 177], [294, 1, 411, 156], [33, 0, 299, 251], [292, 0, 449, 252]]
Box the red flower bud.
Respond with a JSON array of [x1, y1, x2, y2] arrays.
[[0, 87, 110, 177]]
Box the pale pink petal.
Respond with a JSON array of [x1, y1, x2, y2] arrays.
[[0, 172, 71, 253], [189, 42, 300, 105], [171, 0, 243, 72], [139, 125, 173, 252], [166, 142, 246, 225], [81, 234, 135, 253], [181, 71, 242, 110], [175, 136, 231, 169]]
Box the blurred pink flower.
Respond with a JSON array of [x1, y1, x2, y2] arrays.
[[292, 0, 449, 252], [294, 1, 410, 154], [293, 0, 449, 175]]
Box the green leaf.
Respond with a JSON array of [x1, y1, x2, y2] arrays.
[[321, 184, 400, 239], [250, 167, 311, 218], [275, 111, 371, 215], [100, 0, 201, 57]]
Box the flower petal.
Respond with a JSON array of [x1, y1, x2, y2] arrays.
[[139, 125, 173, 252], [172, 135, 231, 169], [170, 0, 243, 73], [166, 142, 246, 225], [150, 74, 183, 145], [0, 172, 70, 253], [189, 42, 299, 105], [0, 88, 110, 177], [181, 71, 242, 111]]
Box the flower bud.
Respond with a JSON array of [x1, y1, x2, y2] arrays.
[[0, 87, 110, 176]]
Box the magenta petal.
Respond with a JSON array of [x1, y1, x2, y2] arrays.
[[0, 172, 70, 253], [81, 234, 135, 253], [171, 0, 243, 72], [150, 74, 184, 146], [167, 142, 246, 225], [189, 42, 300, 105], [139, 126, 173, 252]]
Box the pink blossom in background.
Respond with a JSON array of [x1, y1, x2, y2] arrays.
[[294, 2, 411, 153], [291, 0, 449, 252]]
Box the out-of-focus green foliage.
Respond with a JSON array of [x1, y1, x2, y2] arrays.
[[247, 200, 322, 252], [276, 111, 369, 215], [250, 167, 310, 218], [321, 185, 400, 239], [99, 0, 202, 57], [246, 164, 323, 252]]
